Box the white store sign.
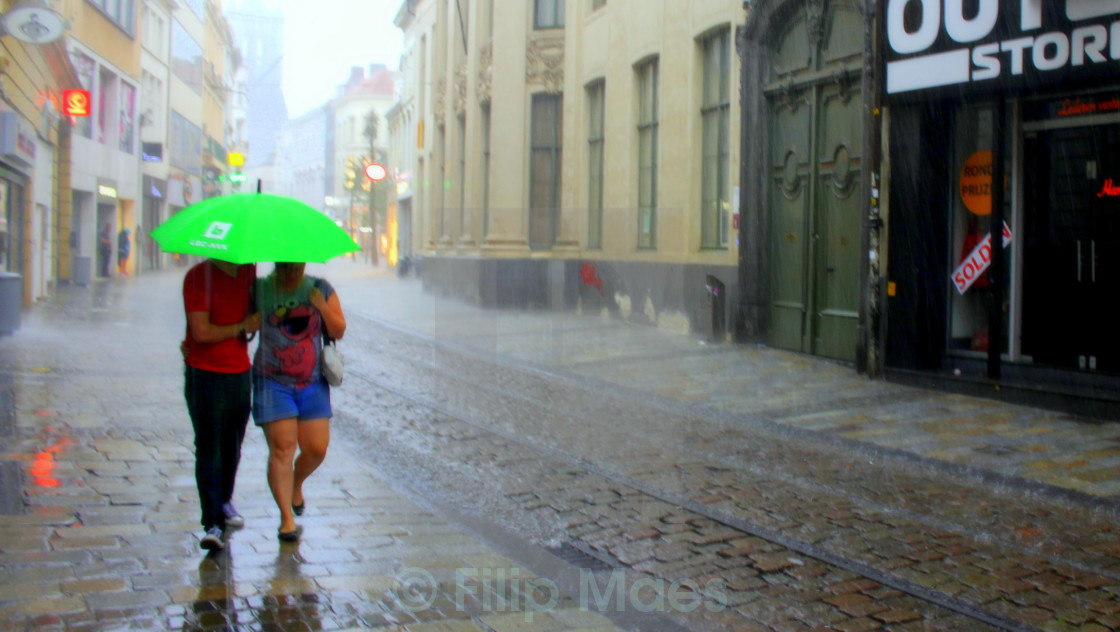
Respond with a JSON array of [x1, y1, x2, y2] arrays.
[[885, 0, 1120, 96]]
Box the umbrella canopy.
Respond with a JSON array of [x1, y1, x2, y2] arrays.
[[150, 192, 360, 264]]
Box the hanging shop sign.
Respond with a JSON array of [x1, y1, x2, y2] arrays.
[[952, 221, 1013, 294], [884, 0, 1120, 98], [62, 90, 92, 117], [1, 4, 66, 44]]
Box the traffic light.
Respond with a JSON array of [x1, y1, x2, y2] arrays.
[[344, 156, 358, 191]]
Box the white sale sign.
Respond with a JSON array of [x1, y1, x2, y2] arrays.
[[952, 221, 1013, 294]]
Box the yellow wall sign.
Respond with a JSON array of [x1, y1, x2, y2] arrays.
[[959, 150, 993, 215], [228, 152, 245, 167]]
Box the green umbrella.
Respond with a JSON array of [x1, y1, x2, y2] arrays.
[[150, 192, 360, 264]]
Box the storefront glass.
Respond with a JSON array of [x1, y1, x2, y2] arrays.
[[947, 103, 1012, 357], [1021, 90, 1120, 374]]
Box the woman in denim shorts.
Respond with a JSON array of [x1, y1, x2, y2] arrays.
[[252, 262, 346, 542]]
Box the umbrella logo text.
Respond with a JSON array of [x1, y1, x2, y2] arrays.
[[203, 222, 232, 240]]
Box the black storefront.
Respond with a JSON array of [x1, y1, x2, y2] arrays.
[[882, 1, 1120, 418]]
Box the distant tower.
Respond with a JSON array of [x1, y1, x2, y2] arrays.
[[224, 0, 287, 168]]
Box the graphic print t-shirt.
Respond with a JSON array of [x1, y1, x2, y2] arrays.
[[253, 275, 335, 388]]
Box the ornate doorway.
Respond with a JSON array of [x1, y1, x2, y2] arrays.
[[763, 0, 864, 361]]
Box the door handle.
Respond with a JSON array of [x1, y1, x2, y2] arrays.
[[1092, 240, 1097, 283], [1077, 240, 1083, 283]]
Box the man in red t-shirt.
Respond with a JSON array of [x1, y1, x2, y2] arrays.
[[183, 259, 259, 551]]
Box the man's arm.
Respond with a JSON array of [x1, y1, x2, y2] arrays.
[[187, 311, 260, 343]]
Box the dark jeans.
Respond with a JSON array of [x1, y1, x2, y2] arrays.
[[98, 248, 111, 277], [185, 367, 250, 530]]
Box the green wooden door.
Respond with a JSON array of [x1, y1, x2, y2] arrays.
[[766, 0, 863, 361]]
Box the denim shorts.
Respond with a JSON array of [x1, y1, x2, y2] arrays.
[[252, 376, 332, 425]]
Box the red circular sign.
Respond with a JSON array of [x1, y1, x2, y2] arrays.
[[364, 163, 387, 182]]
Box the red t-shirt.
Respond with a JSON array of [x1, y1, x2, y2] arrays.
[[183, 261, 256, 373]]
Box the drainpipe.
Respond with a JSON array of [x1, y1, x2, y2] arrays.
[[862, 0, 886, 377], [734, 0, 751, 343]]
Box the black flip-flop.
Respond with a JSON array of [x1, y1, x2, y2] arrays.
[[292, 502, 305, 516], [278, 525, 303, 542]]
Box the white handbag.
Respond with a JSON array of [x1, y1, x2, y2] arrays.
[[322, 339, 344, 386]]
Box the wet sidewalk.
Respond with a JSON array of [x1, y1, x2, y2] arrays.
[[319, 259, 1120, 503], [0, 269, 635, 631], [3, 257, 1120, 631]]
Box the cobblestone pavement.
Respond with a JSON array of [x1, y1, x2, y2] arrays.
[[3, 260, 1120, 632], [331, 306, 1120, 631], [324, 260, 1120, 631], [332, 262, 1120, 501], [0, 268, 651, 632]]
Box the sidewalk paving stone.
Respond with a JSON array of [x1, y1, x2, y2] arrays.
[[0, 268, 640, 631], [5, 260, 1120, 631]]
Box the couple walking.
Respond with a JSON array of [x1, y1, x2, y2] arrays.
[[182, 258, 346, 550]]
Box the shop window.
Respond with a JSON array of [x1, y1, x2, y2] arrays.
[[535, 0, 565, 29], [948, 103, 1013, 355], [120, 83, 136, 153], [171, 20, 203, 96], [87, 0, 135, 36], [457, 114, 466, 238], [700, 28, 731, 249], [70, 51, 96, 140], [98, 68, 117, 146], [636, 59, 658, 250], [481, 104, 491, 234], [587, 80, 605, 249], [529, 93, 563, 249]]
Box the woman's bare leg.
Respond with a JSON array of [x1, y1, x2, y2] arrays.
[[291, 418, 330, 509], [262, 418, 299, 533]]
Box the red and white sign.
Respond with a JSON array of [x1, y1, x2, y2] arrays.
[[364, 162, 387, 182], [952, 221, 1012, 295], [62, 90, 91, 117]]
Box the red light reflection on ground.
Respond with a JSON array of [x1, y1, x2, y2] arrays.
[[28, 430, 74, 489]]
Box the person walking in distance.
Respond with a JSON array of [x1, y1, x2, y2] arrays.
[[98, 224, 113, 277], [117, 227, 131, 276], [252, 262, 346, 542], [182, 259, 260, 551]]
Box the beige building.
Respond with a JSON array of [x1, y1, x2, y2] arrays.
[[66, 0, 145, 280], [139, 0, 174, 272], [201, 0, 233, 200], [0, 0, 80, 309], [394, 0, 742, 339], [0, 0, 237, 311]]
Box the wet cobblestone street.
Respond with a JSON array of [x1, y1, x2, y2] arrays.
[[2, 260, 1120, 631]]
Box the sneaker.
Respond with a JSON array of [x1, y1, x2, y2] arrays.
[[200, 526, 224, 551], [222, 502, 244, 528]]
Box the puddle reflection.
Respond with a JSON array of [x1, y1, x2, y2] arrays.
[[261, 545, 326, 630], [183, 542, 327, 631]]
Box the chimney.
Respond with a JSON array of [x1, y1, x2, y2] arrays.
[[348, 66, 363, 85]]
